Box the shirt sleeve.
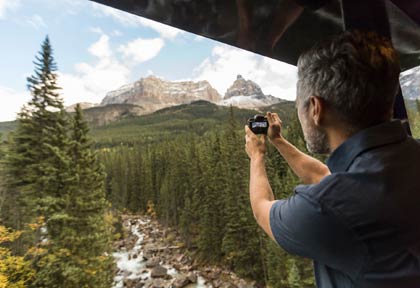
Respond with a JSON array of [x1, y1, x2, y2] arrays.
[[269, 190, 365, 276]]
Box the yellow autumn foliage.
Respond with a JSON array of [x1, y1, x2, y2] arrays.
[[0, 225, 35, 288]]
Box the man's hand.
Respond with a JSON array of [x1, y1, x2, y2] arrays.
[[245, 126, 266, 160], [265, 112, 331, 184], [266, 112, 283, 142]]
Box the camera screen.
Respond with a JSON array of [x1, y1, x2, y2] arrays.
[[252, 122, 267, 128]]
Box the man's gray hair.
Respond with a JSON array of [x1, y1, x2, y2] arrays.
[[297, 31, 401, 130]]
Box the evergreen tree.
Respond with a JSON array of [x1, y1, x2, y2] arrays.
[[1, 36, 71, 254], [221, 107, 264, 279], [179, 136, 201, 248], [196, 135, 225, 261], [2, 37, 114, 287], [31, 104, 115, 288]]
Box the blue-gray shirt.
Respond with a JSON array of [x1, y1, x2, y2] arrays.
[[270, 120, 420, 287]]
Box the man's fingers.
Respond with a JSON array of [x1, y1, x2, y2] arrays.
[[245, 125, 250, 135], [273, 113, 282, 124], [266, 112, 274, 125], [245, 125, 255, 136]]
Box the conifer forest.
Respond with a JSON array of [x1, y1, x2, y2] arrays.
[[1, 37, 419, 288]]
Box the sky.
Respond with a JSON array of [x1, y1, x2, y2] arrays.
[[0, 0, 298, 122]]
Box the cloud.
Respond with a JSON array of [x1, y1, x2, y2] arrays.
[[194, 35, 206, 42], [136, 17, 182, 40], [193, 45, 297, 100], [58, 34, 131, 106], [0, 86, 30, 122], [88, 34, 112, 59], [27, 14, 47, 29], [91, 2, 184, 40], [89, 26, 104, 35], [112, 29, 122, 37], [118, 38, 164, 64], [0, 0, 20, 19], [0, 28, 166, 120]]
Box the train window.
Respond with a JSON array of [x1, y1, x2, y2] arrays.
[[400, 65, 420, 138]]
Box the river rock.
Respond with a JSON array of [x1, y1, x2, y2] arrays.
[[237, 279, 255, 288], [173, 263, 182, 270], [123, 279, 141, 288], [207, 268, 222, 280], [172, 275, 190, 288], [144, 243, 158, 253], [151, 265, 168, 278], [145, 257, 160, 268], [143, 250, 153, 260], [145, 278, 165, 288], [212, 279, 224, 288], [187, 272, 197, 283]]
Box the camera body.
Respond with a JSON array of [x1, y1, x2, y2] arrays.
[[248, 114, 269, 134]]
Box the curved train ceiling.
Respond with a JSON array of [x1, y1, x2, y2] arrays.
[[90, 0, 420, 71]]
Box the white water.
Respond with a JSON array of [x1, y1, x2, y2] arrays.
[[112, 218, 209, 288]]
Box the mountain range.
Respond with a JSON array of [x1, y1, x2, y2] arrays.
[[66, 74, 285, 114], [0, 75, 293, 138]]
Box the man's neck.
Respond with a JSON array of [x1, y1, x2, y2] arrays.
[[327, 126, 354, 153]]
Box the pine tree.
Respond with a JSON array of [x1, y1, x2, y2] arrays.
[[31, 104, 114, 288], [221, 107, 264, 279], [179, 136, 201, 248], [1, 36, 71, 254], [196, 134, 225, 261]]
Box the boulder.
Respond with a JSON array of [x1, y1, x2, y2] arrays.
[[172, 275, 190, 288], [187, 272, 197, 284], [151, 265, 168, 278], [123, 279, 141, 288], [149, 278, 165, 288], [237, 279, 255, 288], [213, 279, 224, 288], [145, 257, 160, 268], [207, 268, 221, 280]]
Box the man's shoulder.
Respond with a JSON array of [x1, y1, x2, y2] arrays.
[[294, 172, 374, 218], [294, 173, 352, 202]]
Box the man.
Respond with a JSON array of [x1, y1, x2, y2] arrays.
[[245, 31, 420, 287]]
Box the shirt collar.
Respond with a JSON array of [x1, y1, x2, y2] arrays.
[[326, 120, 407, 173]]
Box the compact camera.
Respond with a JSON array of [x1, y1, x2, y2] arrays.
[[248, 114, 269, 134]]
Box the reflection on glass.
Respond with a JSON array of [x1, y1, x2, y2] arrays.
[[400, 65, 420, 138]]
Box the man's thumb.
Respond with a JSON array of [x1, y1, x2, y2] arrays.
[[261, 135, 267, 144]]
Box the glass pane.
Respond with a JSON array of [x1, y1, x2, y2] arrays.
[[400, 65, 420, 138]]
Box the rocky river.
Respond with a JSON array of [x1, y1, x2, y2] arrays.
[[113, 215, 257, 288]]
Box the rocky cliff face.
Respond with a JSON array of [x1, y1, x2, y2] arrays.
[[224, 75, 264, 99], [67, 75, 285, 125], [101, 75, 221, 114], [400, 66, 420, 101], [220, 75, 282, 109], [65, 102, 98, 112]]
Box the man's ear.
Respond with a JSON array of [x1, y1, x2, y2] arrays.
[[309, 96, 324, 126]]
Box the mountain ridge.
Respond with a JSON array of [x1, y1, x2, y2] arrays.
[[83, 74, 286, 113]]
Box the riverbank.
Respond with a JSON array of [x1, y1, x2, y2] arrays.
[[113, 214, 257, 288]]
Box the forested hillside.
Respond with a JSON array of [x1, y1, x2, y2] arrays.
[[0, 35, 314, 287], [96, 104, 316, 287]]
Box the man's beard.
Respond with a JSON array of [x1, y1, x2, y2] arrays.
[[304, 125, 330, 154]]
